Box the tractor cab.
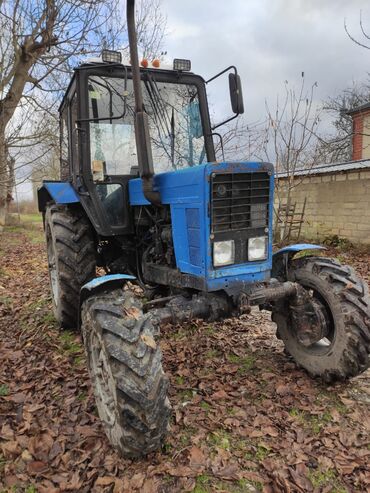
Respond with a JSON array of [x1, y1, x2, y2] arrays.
[[56, 52, 243, 238]]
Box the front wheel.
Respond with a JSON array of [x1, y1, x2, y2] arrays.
[[81, 288, 171, 458], [273, 257, 370, 382]]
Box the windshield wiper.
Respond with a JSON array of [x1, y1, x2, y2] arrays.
[[170, 107, 175, 166]]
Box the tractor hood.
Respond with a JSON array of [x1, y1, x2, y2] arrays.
[[129, 161, 274, 291]]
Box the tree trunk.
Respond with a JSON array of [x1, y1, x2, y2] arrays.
[[5, 155, 15, 223], [0, 127, 7, 232]]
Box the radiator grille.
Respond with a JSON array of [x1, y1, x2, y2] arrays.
[[211, 172, 270, 234]]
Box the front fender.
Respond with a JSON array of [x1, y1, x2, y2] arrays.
[[79, 274, 136, 327], [272, 243, 326, 280]]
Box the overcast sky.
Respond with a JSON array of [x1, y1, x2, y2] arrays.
[[161, 0, 370, 128], [17, 0, 370, 200]]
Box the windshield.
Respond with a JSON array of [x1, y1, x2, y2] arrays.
[[87, 74, 206, 178]]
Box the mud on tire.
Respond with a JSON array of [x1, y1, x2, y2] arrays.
[[45, 204, 96, 328], [81, 289, 171, 458], [273, 257, 370, 382]]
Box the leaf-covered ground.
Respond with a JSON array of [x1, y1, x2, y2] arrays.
[[0, 221, 369, 493]]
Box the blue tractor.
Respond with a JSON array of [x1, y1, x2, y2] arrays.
[[38, 0, 370, 457]]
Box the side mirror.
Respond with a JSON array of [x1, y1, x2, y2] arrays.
[[229, 73, 244, 114]]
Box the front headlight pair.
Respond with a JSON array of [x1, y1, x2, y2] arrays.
[[213, 236, 268, 267]]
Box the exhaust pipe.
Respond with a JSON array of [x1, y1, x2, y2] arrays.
[[126, 0, 161, 205]]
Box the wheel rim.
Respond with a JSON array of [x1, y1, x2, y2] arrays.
[[46, 226, 59, 305], [293, 283, 336, 355], [90, 330, 118, 428]]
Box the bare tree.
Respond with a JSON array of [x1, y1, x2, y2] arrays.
[[316, 81, 370, 163], [213, 118, 261, 162], [0, 0, 166, 231], [345, 11, 370, 51], [255, 75, 321, 241], [314, 13, 370, 163]]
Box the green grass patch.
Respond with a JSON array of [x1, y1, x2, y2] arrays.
[[25, 486, 38, 493], [0, 267, 9, 278], [308, 468, 347, 492], [179, 389, 194, 401], [194, 476, 262, 493], [194, 474, 211, 493], [4, 225, 22, 233], [315, 390, 348, 415], [178, 426, 197, 447], [73, 355, 85, 366], [77, 391, 87, 401], [254, 444, 271, 461], [59, 331, 83, 364], [0, 295, 12, 307], [203, 325, 216, 336], [0, 453, 6, 471], [204, 349, 221, 359], [289, 408, 332, 434], [60, 331, 82, 352], [167, 327, 187, 340], [208, 430, 231, 450], [20, 213, 42, 223], [200, 400, 211, 411], [175, 375, 185, 385], [41, 312, 57, 326], [227, 406, 237, 415], [227, 353, 255, 374], [28, 297, 49, 309], [0, 385, 9, 397], [244, 442, 271, 462], [25, 228, 45, 244]]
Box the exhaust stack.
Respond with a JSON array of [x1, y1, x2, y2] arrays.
[[126, 0, 161, 205]]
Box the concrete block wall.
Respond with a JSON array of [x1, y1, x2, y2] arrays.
[[275, 170, 370, 245]]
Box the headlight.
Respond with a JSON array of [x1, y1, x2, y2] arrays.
[[213, 240, 235, 267], [248, 236, 268, 261]]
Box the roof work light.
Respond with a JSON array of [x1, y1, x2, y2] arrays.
[[101, 49, 122, 64], [173, 58, 191, 71]]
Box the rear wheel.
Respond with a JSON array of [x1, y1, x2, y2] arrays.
[[45, 205, 96, 328], [273, 257, 370, 381], [81, 289, 171, 458]]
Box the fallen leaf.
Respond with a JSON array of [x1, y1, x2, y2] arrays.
[[27, 460, 49, 475], [95, 476, 115, 486], [130, 472, 146, 489], [189, 446, 206, 471], [213, 463, 241, 480], [141, 334, 157, 349], [211, 389, 228, 400]]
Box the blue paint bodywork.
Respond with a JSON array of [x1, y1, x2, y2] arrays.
[[43, 181, 80, 204], [82, 274, 136, 292], [42, 168, 324, 294], [129, 161, 275, 291], [274, 244, 325, 255]]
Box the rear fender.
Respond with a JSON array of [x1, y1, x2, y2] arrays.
[[272, 243, 326, 280], [38, 181, 80, 212], [79, 274, 136, 328]]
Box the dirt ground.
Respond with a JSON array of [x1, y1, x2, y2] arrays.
[[0, 220, 369, 493]]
